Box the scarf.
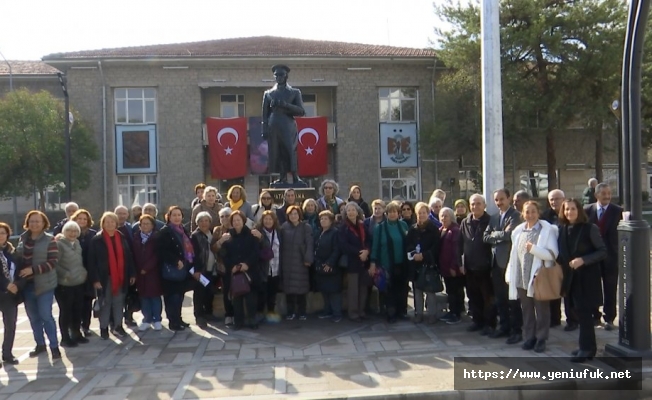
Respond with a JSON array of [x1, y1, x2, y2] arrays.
[[0, 251, 9, 280], [171, 224, 194, 263], [102, 230, 125, 295], [230, 199, 244, 210], [140, 231, 151, 244], [346, 218, 366, 248], [305, 213, 319, 232]]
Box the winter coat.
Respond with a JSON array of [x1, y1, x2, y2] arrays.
[[0, 244, 25, 304], [279, 221, 314, 295], [458, 213, 492, 271], [132, 232, 163, 297], [439, 223, 462, 278], [251, 204, 279, 226], [191, 200, 223, 232], [55, 237, 88, 286], [338, 220, 369, 275], [190, 228, 214, 275], [78, 228, 97, 296], [314, 227, 342, 293], [219, 226, 262, 288], [156, 224, 193, 294], [405, 220, 441, 282], [371, 219, 409, 273], [88, 230, 136, 295]]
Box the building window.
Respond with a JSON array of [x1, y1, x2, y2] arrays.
[[379, 88, 416, 122], [221, 94, 245, 117], [381, 168, 418, 201], [117, 175, 158, 208], [115, 88, 156, 124], [116, 125, 157, 174], [603, 169, 619, 196], [519, 170, 559, 198], [302, 94, 317, 117]]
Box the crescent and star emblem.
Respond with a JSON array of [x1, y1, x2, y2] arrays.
[[298, 128, 319, 155], [217, 127, 239, 155]]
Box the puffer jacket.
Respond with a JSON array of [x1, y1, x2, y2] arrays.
[[55, 237, 88, 286]]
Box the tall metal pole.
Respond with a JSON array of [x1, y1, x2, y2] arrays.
[[0, 50, 18, 234], [57, 73, 72, 202], [481, 0, 504, 213]]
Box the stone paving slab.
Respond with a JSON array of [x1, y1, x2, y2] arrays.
[[0, 293, 650, 400]]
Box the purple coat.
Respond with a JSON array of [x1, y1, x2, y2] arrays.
[[132, 233, 163, 297]]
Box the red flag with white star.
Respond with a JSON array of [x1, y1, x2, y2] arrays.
[[207, 117, 248, 179], [296, 116, 328, 177]]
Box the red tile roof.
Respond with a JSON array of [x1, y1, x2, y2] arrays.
[[0, 60, 60, 75], [43, 36, 435, 60]]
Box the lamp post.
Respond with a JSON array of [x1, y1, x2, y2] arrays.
[[605, 0, 652, 357], [57, 72, 72, 202], [611, 100, 624, 205], [1, 50, 17, 235]]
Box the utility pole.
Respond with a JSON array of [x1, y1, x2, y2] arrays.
[[481, 0, 504, 213], [0, 50, 17, 234], [57, 73, 72, 202]]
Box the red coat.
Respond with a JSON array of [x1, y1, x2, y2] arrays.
[[132, 233, 163, 297]]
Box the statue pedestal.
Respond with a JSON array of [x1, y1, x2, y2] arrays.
[[269, 180, 308, 189], [266, 187, 317, 206]]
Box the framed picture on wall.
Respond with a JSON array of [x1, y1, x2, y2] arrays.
[[116, 125, 157, 174]]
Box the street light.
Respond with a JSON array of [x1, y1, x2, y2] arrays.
[[610, 99, 624, 206], [57, 72, 72, 202], [1, 50, 17, 235]]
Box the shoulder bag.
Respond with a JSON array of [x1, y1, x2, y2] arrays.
[[162, 262, 188, 282], [415, 264, 444, 293], [533, 248, 564, 301], [230, 271, 251, 298]]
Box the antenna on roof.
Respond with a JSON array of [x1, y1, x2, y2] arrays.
[[386, 17, 390, 45]]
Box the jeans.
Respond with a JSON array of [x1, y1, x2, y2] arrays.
[[23, 285, 58, 348], [285, 294, 307, 316], [54, 284, 84, 340], [0, 295, 18, 357], [99, 281, 126, 330], [164, 293, 184, 326], [321, 292, 343, 318], [141, 296, 162, 323]]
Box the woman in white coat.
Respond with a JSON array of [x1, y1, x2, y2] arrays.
[[505, 201, 559, 353]]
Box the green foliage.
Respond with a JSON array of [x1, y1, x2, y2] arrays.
[[0, 89, 99, 204]]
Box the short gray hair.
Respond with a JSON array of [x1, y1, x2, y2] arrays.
[[344, 202, 363, 218], [429, 197, 443, 207], [320, 179, 340, 196], [64, 202, 79, 213], [469, 194, 486, 204], [195, 211, 212, 224], [588, 178, 598, 186], [143, 203, 158, 216], [548, 189, 565, 199], [439, 207, 455, 221], [62, 220, 81, 237], [114, 205, 128, 213], [219, 207, 232, 217], [595, 183, 610, 194], [514, 190, 530, 201]]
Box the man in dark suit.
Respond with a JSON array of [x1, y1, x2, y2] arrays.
[[483, 188, 523, 344], [584, 183, 623, 331]]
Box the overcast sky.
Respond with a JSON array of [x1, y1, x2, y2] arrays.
[[0, 0, 442, 60]]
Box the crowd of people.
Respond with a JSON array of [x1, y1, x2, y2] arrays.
[[0, 179, 620, 365]]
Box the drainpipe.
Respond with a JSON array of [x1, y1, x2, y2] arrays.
[[98, 61, 108, 211]]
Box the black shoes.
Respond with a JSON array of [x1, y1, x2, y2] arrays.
[[571, 350, 595, 363], [534, 339, 546, 353], [195, 318, 208, 329], [51, 348, 62, 359], [60, 338, 78, 348], [489, 329, 510, 339], [480, 326, 494, 336], [604, 322, 615, 331], [111, 326, 127, 338], [506, 334, 523, 345], [75, 335, 90, 344], [29, 345, 47, 358], [124, 318, 137, 328], [522, 338, 537, 350], [564, 323, 578, 332], [180, 321, 191, 328], [466, 323, 483, 332], [550, 320, 561, 328], [169, 324, 186, 331], [100, 328, 109, 340], [2, 355, 19, 365]]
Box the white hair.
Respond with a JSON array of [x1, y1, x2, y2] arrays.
[[548, 189, 565, 199], [64, 202, 79, 212], [588, 178, 598, 186], [469, 194, 486, 204], [429, 197, 443, 207], [114, 205, 128, 213], [219, 207, 232, 217], [143, 203, 158, 216], [62, 220, 81, 237], [320, 179, 340, 196], [439, 207, 455, 220], [195, 211, 212, 224]]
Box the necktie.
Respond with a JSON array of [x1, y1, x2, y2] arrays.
[[598, 207, 604, 220]]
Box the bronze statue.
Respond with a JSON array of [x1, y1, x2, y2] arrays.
[[262, 64, 306, 186]]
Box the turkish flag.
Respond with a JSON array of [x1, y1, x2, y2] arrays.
[[207, 117, 248, 179], [296, 116, 328, 177]]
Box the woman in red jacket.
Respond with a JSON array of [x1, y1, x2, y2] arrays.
[[438, 207, 465, 325]]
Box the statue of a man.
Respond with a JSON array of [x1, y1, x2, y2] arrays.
[[262, 64, 306, 185]]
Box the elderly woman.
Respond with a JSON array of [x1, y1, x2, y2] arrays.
[[317, 180, 344, 213], [191, 183, 206, 209], [0, 222, 21, 365], [157, 206, 193, 331], [429, 189, 446, 205], [191, 211, 218, 328], [55, 221, 88, 347], [132, 215, 163, 331], [251, 190, 278, 226], [370, 201, 409, 324], [314, 211, 342, 322], [220, 211, 260, 330], [407, 202, 440, 324], [212, 207, 234, 326], [438, 207, 464, 324], [133, 203, 165, 235], [16, 211, 60, 359], [557, 199, 606, 362], [454, 199, 469, 225], [505, 201, 559, 353], [340, 202, 371, 321], [71, 209, 97, 336], [254, 210, 282, 321], [428, 198, 443, 229], [227, 185, 253, 220], [191, 185, 222, 232], [400, 202, 416, 226], [280, 205, 314, 320], [89, 212, 136, 340], [348, 185, 371, 218]]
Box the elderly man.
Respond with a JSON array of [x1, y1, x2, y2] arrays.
[[113, 205, 136, 328], [512, 190, 530, 213], [53, 202, 80, 235], [460, 194, 495, 336], [585, 183, 622, 331], [483, 188, 523, 344], [131, 205, 142, 222], [428, 198, 443, 228], [582, 178, 598, 206], [133, 203, 165, 235]]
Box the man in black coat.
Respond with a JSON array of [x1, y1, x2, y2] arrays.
[[460, 194, 495, 336], [483, 189, 522, 344], [584, 183, 623, 331], [276, 189, 297, 225]]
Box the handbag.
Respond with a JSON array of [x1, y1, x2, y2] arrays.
[[92, 289, 103, 318], [230, 271, 251, 297], [260, 231, 275, 261], [415, 264, 444, 293], [533, 250, 564, 301], [162, 262, 188, 282], [338, 254, 348, 268], [373, 267, 388, 292]]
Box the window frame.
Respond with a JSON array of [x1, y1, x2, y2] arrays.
[[115, 124, 158, 174], [220, 94, 246, 118], [379, 88, 417, 122], [302, 93, 317, 117], [114, 88, 157, 124], [380, 168, 419, 202], [117, 174, 159, 208]]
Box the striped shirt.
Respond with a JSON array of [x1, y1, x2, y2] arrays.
[[21, 235, 58, 274]]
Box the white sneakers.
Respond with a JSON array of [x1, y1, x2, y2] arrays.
[[138, 323, 150, 332], [139, 321, 163, 331], [153, 322, 163, 331]]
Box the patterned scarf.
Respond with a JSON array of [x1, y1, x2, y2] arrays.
[[0, 251, 9, 280], [171, 224, 194, 263], [140, 231, 151, 244]]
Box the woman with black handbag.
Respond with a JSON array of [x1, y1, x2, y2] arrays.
[[220, 211, 260, 330], [314, 211, 342, 322], [0, 222, 22, 365], [557, 199, 606, 363], [157, 206, 194, 331], [406, 202, 442, 324]]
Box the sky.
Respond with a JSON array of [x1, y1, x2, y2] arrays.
[[0, 0, 443, 60]]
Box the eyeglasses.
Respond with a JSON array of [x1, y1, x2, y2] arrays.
[[402, 208, 411, 211], [261, 197, 272, 200], [324, 186, 334, 190]]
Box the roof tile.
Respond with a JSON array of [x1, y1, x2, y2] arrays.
[[0, 60, 60, 75]]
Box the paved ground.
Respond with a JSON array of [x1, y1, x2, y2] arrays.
[[0, 291, 650, 400]]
